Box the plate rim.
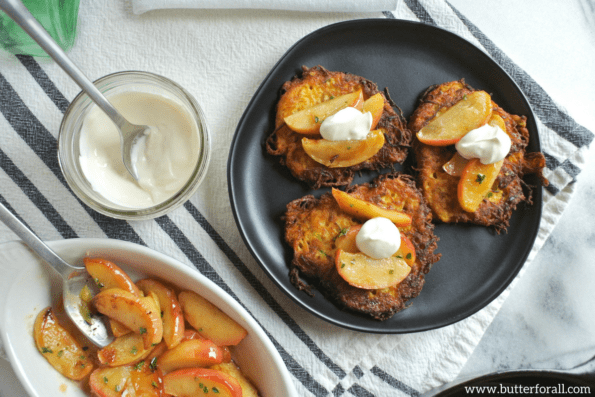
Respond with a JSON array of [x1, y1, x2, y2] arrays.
[[227, 18, 542, 333]]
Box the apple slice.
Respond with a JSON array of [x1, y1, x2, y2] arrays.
[[84, 257, 141, 295], [211, 362, 260, 397], [178, 291, 247, 346], [97, 333, 154, 367], [335, 249, 411, 289], [442, 152, 469, 177], [362, 92, 385, 130], [157, 339, 229, 374], [137, 279, 185, 349], [417, 91, 492, 146], [458, 158, 504, 212], [93, 288, 163, 349], [302, 129, 385, 168], [89, 364, 161, 397], [163, 368, 242, 397], [332, 188, 412, 226], [336, 224, 416, 266], [489, 112, 507, 132], [34, 307, 93, 380], [284, 90, 364, 134]]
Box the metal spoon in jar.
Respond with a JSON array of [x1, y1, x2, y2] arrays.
[[0, 0, 150, 180], [0, 201, 113, 347]]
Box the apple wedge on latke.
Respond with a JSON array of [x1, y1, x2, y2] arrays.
[[266, 65, 412, 189], [284, 172, 440, 320], [409, 80, 548, 232]]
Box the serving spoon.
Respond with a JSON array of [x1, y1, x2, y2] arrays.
[[0, 0, 149, 180], [0, 201, 113, 347]]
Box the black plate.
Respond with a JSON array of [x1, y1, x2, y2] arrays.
[[228, 19, 542, 333]]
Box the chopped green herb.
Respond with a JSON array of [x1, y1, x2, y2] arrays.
[[115, 385, 120, 392], [152, 381, 158, 388], [329, 95, 335, 99], [161, 311, 164, 318], [463, 94, 468, 100], [79, 355, 86, 360], [134, 360, 145, 371], [346, 146, 352, 150], [150, 357, 158, 371], [338, 228, 348, 237], [131, 346, 138, 355], [95, 278, 104, 288], [475, 173, 486, 184], [41, 347, 53, 354], [139, 327, 147, 335], [487, 192, 493, 198], [341, 262, 346, 269], [213, 387, 220, 393], [103, 377, 109, 384], [389, 270, 394, 275], [57, 350, 64, 357], [80, 363, 86, 368], [318, 250, 328, 258], [314, 116, 320, 123], [203, 386, 209, 393], [406, 253, 412, 260]]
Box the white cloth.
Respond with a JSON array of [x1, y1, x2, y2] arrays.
[[133, 0, 398, 14], [0, 0, 592, 395]]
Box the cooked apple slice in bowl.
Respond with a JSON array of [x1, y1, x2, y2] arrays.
[[163, 368, 243, 397]]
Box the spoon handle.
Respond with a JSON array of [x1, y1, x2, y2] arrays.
[[0, 201, 81, 276], [0, 0, 127, 129]]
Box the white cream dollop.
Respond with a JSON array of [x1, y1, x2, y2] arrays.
[[319, 107, 372, 141], [355, 217, 401, 259], [455, 123, 512, 164], [79, 91, 200, 209]]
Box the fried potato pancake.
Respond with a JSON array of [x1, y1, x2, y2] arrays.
[[409, 80, 548, 232], [266, 66, 412, 189], [284, 172, 440, 320]]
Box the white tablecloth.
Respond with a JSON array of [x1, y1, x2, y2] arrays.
[[0, 0, 593, 395]]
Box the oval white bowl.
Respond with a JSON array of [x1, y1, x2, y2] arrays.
[[0, 238, 296, 397]]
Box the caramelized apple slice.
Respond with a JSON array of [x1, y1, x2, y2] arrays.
[[89, 364, 161, 397], [489, 113, 507, 131], [178, 291, 247, 346], [163, 368, 242, 397], [417, 91, 492, 146], [302, 129, 385, 168], [211, 362, 261, 397], [284, 90, 364, 134], [97, 333, 154, 367], [93, 288, 163, 349], [332, 188, 412, 226], [362, 93, 384, 130], [336, 224, 416, 265], [137, 279, 185, 349], [335, 249, 411, 289], [84, 258, 141, 295], [458, 158, 504, 212], [34, 307, 93, 380], [157, 339, 229, 374], [442, 152, 469, 177]]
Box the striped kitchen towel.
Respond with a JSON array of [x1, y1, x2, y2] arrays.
[[0, 0, 592, 395]]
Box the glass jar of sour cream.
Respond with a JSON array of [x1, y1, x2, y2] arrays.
[[58, 71, 210, 220]]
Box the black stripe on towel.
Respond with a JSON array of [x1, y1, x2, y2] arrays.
[[154, 215, 329, 396], [370, 366, 420, 396], [16, 55, 70, 114], [184, 201, 348, 379], [0, 148, 77, 239], [0, 72, 145, 244]]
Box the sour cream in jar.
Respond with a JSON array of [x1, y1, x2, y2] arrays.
[[78, 91, 200, 209]]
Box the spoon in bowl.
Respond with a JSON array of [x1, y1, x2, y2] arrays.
[[0, 201, 113, 347], [0, 0, 150, 180]]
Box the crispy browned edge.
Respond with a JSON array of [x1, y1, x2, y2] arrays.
[[284, 172, 440, 321], [409, 79, 548, 232], [266, 65, 412, 189]]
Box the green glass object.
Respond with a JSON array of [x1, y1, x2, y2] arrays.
[[0, 0, 79, 56]]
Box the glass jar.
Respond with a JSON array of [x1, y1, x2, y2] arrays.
[[58, 71, 211, 220], [0, 0, 80, 56]]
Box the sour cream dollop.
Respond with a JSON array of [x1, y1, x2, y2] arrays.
[[355, 217, 401, 259], [320, 107, 372, 141], [455, 123, 512, 164]]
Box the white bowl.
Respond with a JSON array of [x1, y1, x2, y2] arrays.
[[0, 239, 296, 397]]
